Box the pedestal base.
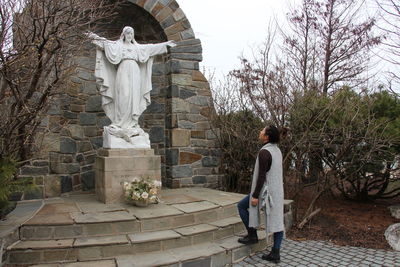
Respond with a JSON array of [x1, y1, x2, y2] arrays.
[[95, 148, 161, 204], [102, 126, 151, 149]]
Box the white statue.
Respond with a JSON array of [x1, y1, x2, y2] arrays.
[[86, 26, 176, 148]]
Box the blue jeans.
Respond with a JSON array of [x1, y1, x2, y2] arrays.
[[237, 195, 250, 231], [273, 231, 284, 249]]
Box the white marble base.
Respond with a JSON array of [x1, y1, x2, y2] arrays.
[[103, 126, 150, 149]]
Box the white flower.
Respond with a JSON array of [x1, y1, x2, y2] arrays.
[[153, 180, 162, 188], [133, 192, 140, 199], [141, 192, 149, 199], [132, 177, 140, 183]]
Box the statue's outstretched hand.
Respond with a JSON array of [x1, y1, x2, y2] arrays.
[[166, 40, 177, 48]]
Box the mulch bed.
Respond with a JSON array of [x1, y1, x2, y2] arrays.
[[286, 191, 400, 250]]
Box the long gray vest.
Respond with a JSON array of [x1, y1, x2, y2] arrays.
[[248, 143, 284, 233]]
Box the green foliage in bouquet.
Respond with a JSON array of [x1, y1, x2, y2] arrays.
[[123, 177, 162, 204]]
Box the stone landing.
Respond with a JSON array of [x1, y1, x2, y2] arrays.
[[95, 148, 161, 204]]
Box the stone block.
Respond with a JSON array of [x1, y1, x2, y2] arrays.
[[79, 113, 97, 126], [81, 171, 95, 191], [85, 96, 102, 112], [170, 45, 202, 54], [171, 129, 190, 147], [192, 176, 206, 184], [171, 98, 190, 113], [178, 120, 195, 129], [149, 126, 164, 143], [191, 130, 206, 139], [146, 101, 165, 113], [161, 15, 175, 29], [171, 74, 192, 86], [74, 235, 129, 247], [84, 126, 98, 137], [8, 251, 42, 264], [101, 244, 133, 258], [180, 89, 197, 99], [214, 227, 234, 240], [174, 224, 217, 236], [20, 166, 48, 176], [45, 175, 61, 198], [67, 124, 85, 140], [166, 149, 179, 165], [113, 220, 141, 234], [171, 53, 202, 62], [171, 214, 195, 227], [181, 29, 195, 40], [143, 0, 157, 12], [54, 225, 83, 239], [179, 152, 202, 165], [60, 138, 77, 154], [128, 230, 181, 244], [133, 240, 162, 253], [80, 82, 98, 95], [78, 141, 93, 152], [192, 231, 214, 244], [83, 223, 114, 236], [193, 209, 218, 223], [182, 257, 211, 267], [232, 246, 251, 261], [61, 175, 73, 193], [141, 217, 172, 231], [155, 6, 173, 22], [90, 137, 103, 149], [171, 165, 192, 178], [78, 247, 102, 260], [172, 8, 185, 21], [161, 236, 191, 250], [165, 22, 185, 36], [202, 157, 219, 167], [50, 162, 80, 174]]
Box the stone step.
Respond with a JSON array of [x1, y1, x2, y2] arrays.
[[19, 202, 239, 240], [117, 232, 271, 267], [6, 216, 247, 265], [9, 231, 271, 267]]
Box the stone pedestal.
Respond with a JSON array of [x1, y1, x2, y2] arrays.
[[95, 148, 161, 204]]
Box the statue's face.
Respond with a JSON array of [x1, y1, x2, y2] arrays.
[[124, 30, 134, 42]]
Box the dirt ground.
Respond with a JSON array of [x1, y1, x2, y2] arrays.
[[287, 192, 400, 250]]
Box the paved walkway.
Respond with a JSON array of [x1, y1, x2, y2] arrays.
[[236, 239, 400, 267]]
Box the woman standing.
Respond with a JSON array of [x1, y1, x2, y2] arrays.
[[237, 125, 285, 263]]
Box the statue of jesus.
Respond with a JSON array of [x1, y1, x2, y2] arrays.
[[86, 26, 176, 148]]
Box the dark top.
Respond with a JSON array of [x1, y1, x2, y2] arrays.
[[252, 148, 272, 199]]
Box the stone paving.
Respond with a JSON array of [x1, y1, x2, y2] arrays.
[[236, 239, 400, 267]]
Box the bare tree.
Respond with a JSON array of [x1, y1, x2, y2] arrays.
[[285, 0, 381, 94], [376, 0, 400, 91], [0, 0, 118, 161]]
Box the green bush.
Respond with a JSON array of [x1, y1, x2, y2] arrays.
[[215, 109, 265, 193]]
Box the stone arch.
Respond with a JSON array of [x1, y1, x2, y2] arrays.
[[18, 0, 221, 199]]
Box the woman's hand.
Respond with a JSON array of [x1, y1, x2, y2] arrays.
[[251, 197, 259, 207]]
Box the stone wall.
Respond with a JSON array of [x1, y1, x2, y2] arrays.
[[17, 0, 222, 199]]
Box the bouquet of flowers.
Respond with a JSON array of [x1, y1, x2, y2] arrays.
[[123, 177, 162, 206]]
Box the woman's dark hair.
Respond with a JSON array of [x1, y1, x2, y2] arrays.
[[265, 125, 280, 143]]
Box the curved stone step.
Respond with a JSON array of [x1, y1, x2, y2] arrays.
[[10, 232, 271, 267], [19, 202, 239, 240], [7, 216, 247, 265]]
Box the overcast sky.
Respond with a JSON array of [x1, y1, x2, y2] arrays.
[[178, 0, 295, 77], [177, 0, 398, 89]]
